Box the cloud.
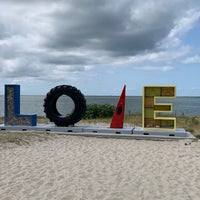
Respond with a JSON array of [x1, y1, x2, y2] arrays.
[[168, 9, 200, 38], [132, 66, 174, 72], [45, 0, 182, 56], [124, 47, 190, 64], [0, 23, 10, 39], [182, 55, 200, 64], [0, 0, 199, 83]]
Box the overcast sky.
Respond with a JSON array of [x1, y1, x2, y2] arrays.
[[0, 0, 200, 96]]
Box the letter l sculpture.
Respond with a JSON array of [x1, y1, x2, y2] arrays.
[[4, 84, 37, 126]]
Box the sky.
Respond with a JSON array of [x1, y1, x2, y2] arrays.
[[0, 0, 200, 96]]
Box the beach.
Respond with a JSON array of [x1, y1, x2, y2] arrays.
[[0, 133, 200, 200]]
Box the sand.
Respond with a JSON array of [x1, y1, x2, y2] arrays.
[[0, 133, 200, 200]]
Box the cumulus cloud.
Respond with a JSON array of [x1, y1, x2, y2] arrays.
[[46, 0, 183, 55], [132, 66, 174, 72], [183, 55, 200, 64], [0, 0, 199, 82], [168, 9, 200, 38]]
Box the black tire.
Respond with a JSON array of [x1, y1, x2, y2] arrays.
[[43, 85, 86, 126]]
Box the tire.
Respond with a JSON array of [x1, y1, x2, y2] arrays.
[[43, 85, 86, 126]]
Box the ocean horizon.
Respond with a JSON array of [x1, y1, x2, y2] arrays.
[[0, 95, 200, 117]]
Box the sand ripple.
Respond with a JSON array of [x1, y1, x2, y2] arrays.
[[0, 136, 200, 200]]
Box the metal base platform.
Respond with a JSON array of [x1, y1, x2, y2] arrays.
[[0, 124, 196, 140]]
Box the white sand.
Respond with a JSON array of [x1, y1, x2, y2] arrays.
[[0, 134, 200, 200]]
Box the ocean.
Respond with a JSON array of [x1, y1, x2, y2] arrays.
[[0, 95, 200, 117]]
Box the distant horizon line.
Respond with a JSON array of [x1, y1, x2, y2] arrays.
[[0, 94, 200, 97]]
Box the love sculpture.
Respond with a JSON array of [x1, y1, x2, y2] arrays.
[[1, 84, 196, 139], [4, 84, 176, 130]]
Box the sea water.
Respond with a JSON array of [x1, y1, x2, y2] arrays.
[[0, 95, 200, 117]]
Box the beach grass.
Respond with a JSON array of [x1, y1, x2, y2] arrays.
[[79, 114, 200, 137], [35, 114, 200, 137]]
